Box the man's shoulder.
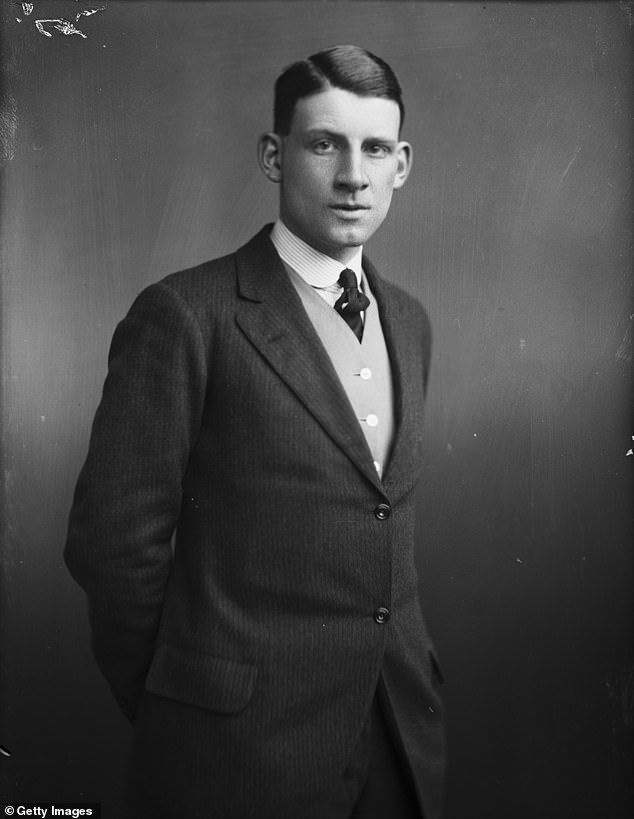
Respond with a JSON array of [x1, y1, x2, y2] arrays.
[[139, 225, 273, 307], [158, 250, 237, 299], [379, 275, 424, 310], [365, 259, 431, 333]]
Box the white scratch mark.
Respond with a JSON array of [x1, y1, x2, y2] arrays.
[[561, 145, 581, 180], [36, 18, 87, 38], [76, 7, 106, 20], [34, 7, 105, 39], [515, 557, 524, 564], [22, 2, 34, 15], [626, 449, 633, 457]]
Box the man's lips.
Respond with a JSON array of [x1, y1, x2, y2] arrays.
[[330, 204, 370, 212]]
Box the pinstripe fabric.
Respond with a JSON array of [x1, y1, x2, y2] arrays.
[[64, 226, 445, 819]]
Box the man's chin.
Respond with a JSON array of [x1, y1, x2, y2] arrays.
[[320, 237, 367, 262], [327, 226, 375, 252]]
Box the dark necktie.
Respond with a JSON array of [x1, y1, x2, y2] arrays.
[[334, 268, 370, 342]]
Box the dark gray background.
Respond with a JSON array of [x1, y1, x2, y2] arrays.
[[1, 2, 632, 816]]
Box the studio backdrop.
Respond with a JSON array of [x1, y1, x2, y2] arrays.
[[1, 3, 632, 817]]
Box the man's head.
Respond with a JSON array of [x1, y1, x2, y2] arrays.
[[258, 45, 412, 263]]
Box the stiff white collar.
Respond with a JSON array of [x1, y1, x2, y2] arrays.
[[270, 219, 363, 290]]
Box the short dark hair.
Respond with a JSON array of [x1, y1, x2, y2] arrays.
[[273, 45, 405, 135]]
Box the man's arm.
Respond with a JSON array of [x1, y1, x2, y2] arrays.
[[65, 281, 207, 721]]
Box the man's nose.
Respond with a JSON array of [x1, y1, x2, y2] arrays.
[[335, 150, 369, 191]]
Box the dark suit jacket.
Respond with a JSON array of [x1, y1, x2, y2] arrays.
[[65, 226, 445, 818]]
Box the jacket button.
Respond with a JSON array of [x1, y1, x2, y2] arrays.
[[374, 607, 391, 624], [374, 503, 391, 520]]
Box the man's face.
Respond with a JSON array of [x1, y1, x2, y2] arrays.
[[260, 87, 412, 263]]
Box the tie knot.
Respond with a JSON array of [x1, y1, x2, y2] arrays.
[[338, 268, 358, 290], [333, 267, 370, 336]]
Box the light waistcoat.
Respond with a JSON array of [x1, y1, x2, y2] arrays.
[[285, 266, 395, 478]]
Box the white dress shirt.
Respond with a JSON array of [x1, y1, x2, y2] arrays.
[[270, 219, 365, 309]]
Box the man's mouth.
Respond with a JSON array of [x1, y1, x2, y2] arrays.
[[330, 204, 369, 212]]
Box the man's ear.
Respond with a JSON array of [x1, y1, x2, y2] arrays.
[[258, 132, 283, 183], [392, 141, 413, 190]]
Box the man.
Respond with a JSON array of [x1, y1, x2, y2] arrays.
[[65, 45, 446, 818]]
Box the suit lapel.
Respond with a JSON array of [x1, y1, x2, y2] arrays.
[[363, 258, 423, 498], [234, 227, 384, 492]]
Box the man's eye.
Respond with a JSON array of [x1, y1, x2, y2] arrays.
[[367, 144, 390, 157], [313, 140, 335, 153]]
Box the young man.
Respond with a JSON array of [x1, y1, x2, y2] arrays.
[[65, 45, 446, 818]]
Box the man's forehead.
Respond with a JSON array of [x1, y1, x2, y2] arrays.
[[290, 87, 401, 136]]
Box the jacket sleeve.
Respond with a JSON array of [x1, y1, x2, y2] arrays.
[[64, 281, 207, 721]]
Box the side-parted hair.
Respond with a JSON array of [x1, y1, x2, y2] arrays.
[[273, 45, 405, 136]]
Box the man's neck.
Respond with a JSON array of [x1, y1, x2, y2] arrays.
[[271, 220, 364, 290]]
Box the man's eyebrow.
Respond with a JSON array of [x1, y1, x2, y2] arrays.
[[304, 128, 344, 140], [303, 128, 398, 145]]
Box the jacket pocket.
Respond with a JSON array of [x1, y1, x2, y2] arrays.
[[145, 643, 257, 714]]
